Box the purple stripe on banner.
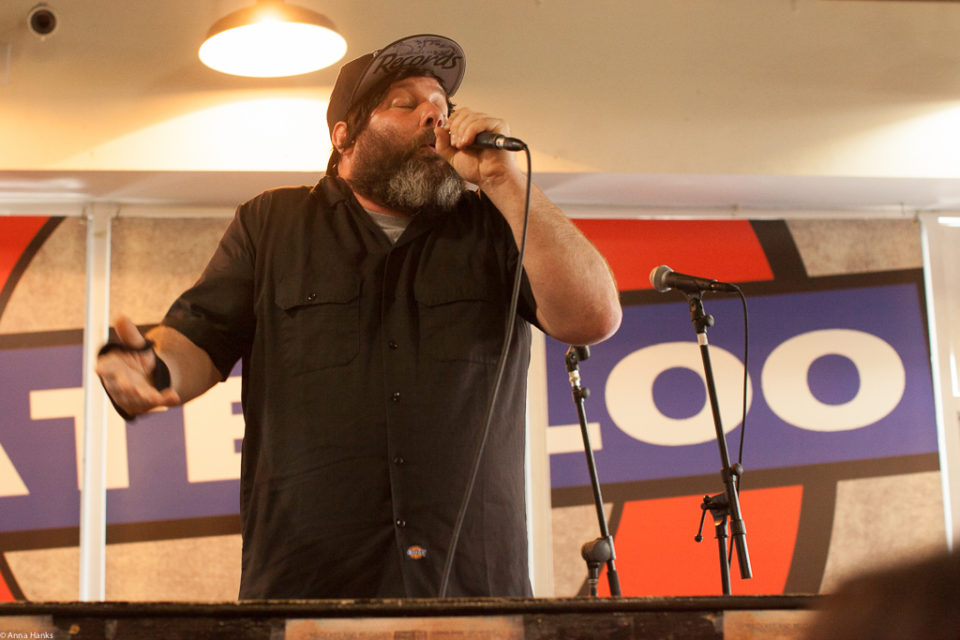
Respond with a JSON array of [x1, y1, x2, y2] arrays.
[[0, 281, 937, 530], [547, 283, 937, 489]]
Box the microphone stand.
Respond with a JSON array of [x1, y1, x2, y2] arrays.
[[684, 292, 753, 594], [565, 345, 622, 597]]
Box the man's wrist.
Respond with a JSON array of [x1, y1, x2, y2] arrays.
[[475, 165, 524, 194]]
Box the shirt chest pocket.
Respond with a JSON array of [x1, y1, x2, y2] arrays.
[[415, 281, 504, 365], [275, 275, 360, 374]]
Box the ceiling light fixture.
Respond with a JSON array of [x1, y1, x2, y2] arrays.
[[199, 0, 347, 78]]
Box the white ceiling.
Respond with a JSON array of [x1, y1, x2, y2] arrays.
[[3, 0, 960, 215]]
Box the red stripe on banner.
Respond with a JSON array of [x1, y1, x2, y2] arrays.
[[0, 217, 50, 293], [0, 571, 14, 602], [571, 219, 774, 292], [598, 485, 803, 596]]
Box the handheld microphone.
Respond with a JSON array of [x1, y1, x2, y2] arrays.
[[472, 131, 526, 151], [649, 265, 739, 294]]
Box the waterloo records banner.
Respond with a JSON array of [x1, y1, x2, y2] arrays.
[[546, 219, 939, 597], [0, 216, 941, 600]]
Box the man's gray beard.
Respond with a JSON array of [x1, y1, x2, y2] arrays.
[[346, 127, 466, 215], [384, 157, 465, 214]]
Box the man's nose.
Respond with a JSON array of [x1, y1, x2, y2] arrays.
[[420, 104, 446, 129]]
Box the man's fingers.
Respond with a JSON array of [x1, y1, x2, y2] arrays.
[[114, 315, 147, 349], [446, 107, 510, 150], [156, 388, 181, 407], [99, 373, 179, 417]]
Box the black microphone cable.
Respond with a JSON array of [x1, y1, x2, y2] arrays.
[[734, 289, 749, 468], [438, 138, 532, 598], [728, 285, 750, 568]]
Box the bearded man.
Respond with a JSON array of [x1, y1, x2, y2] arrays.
[[96, 34, 621, 599]]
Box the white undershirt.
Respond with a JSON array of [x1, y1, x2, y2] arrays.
[[365, 210, 411, 244]]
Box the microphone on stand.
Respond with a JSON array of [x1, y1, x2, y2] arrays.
[[472, 131, 526, 151], [649, 265, 739, 294]]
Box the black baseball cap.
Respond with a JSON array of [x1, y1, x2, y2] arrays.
[[326, 34, 465, 132]]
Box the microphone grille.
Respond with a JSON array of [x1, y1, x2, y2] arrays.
[[649, 265, 674, 292]]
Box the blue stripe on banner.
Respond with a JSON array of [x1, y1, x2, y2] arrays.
[[0, 345, 241, 533], [0, 282, 937, 530], [546, 283, 937, 488]]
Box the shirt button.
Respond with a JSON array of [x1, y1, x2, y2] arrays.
[[391, 392, 401, 402], [395, 519, 406, 528], [388, 341, 399, 350], [393, 456, 405, 465]]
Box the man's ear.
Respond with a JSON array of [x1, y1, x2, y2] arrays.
[[331, 122, 349, 153]]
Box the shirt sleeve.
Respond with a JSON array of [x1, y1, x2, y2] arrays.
[[162, 201, 259, 380], [476, 191, 541, 331]]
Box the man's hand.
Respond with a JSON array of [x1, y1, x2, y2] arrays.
[[436, 107, 522, 189], [95, 315, 181, 418]]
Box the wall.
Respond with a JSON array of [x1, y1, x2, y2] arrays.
[[0, 213, 945, 600]]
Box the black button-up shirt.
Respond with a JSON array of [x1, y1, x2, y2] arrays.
[[163, 177, 538, 598]]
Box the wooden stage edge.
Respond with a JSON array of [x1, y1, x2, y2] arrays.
[[0, 595, 825, 639]]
